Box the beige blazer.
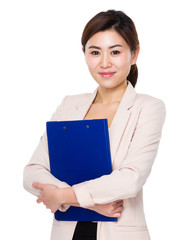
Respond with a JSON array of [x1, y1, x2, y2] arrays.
[[23, 81, 166, 240]]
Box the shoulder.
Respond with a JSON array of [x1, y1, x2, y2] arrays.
[[134, 93, 166, 112], [135, 93, 165, 107], [132, 93, 166, 126]]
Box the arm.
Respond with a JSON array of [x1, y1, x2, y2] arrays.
[[72, 99, 166, 207], [23, 133, 70, 196], [33, 183, 124, 217], [23, 96, 70, 211]]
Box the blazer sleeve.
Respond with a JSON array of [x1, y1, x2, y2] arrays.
[[23, 96, 70, 211], [72, 98, 166, 207]]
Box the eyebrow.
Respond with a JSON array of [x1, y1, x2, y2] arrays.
[[88, 44, 123, 50]]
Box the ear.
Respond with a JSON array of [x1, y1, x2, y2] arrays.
[[131, 45, 140, 65]]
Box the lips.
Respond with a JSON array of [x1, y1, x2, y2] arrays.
[[99, 72, 115, 78]]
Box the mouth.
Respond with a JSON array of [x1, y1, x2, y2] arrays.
[[99, 72, 116, 78]]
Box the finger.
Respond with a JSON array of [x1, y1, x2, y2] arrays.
[[112, 200, 122, 206], [112, 206, 124, 217], [33, 182, 44, 190], [112, 212, 121, 218], [51, 209, 56, 213], [116, 200, 123, 208], [112, 205, 124, 214], [116, 200, 123, 204], [36, 196, 42, 204], [117, 206, 124, 212]]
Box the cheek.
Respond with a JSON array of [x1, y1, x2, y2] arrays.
[[115, 56, 131, 72], [85, 56, 98, 71]]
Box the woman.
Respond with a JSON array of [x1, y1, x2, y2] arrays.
[[23, 10, 166, 240]]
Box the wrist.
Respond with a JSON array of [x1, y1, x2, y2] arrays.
[[61, 187, 78, 205]]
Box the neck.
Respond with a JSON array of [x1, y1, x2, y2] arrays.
[[94, 81, 128, 104]]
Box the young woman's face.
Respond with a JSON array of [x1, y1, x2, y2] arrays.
[[84, 29, 137, 89]]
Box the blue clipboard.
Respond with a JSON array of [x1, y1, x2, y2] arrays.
[[46, 119, 117, 222]]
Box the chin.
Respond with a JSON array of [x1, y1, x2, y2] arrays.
[[96, 80, 116, 88], [95, 78, 126, 89]]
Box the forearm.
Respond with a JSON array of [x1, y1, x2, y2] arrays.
[[60, 187, 123, 218], [23, 164, 70, 196], [23, 132, 70, 196], [34, 183, 123, 217], [73, 168, 139, 205]]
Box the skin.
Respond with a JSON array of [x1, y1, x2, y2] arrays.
[[84, 29, 139, 104], [33, 29, 140, 217]]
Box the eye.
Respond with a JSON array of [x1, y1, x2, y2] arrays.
[[91, 51, 100, 55], [111, 50, 120, 55]]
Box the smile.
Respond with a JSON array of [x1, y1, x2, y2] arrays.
[[99, 72, 116, 78]]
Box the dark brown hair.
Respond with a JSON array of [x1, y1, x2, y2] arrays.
[[81, 10, 140, 87]]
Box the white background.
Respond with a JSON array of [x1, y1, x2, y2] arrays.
[[1, 0, 195, 239]]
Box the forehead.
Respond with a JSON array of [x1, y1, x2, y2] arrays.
[[86, 29, 129, 49]]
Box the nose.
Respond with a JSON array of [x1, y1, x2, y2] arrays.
[[100, 53, 112, 68]]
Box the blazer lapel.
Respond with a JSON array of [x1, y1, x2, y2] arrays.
[[71, 82, 136, 163], [108, 82, 136, 163], [67, 88, 98, 120]]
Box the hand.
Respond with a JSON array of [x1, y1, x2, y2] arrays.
[[33, 183, 64, 213], [88, 200, 123, 218]]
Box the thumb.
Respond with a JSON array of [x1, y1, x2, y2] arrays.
[[32, 182, 44, 190], [113, 212, 121, 218]]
